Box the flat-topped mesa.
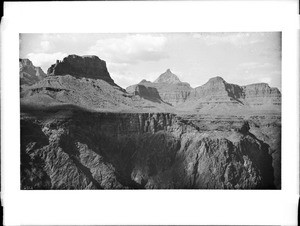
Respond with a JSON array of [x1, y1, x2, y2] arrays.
[[47, 54, 115, 85], [19, 58, 47, 86], [243, 83, 281, 97], [154, 69, 182, 84]]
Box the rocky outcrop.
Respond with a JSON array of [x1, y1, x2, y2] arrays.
[[19, 58, 47, 86], [127, 69, 192, 106], [47, 55, 115, 85], [21, 106, 279, 189]]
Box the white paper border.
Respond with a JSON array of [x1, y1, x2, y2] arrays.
[[1, 1, 299, 225]]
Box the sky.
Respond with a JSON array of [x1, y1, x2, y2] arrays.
[[19, 33, 281, 89]]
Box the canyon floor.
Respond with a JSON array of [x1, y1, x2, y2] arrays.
[[20, 55, 281, 189]]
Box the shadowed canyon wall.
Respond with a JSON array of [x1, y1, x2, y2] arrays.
[[21, 106, 279, 189]]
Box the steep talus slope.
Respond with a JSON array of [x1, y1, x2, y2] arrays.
[[21, 106, 277, 189], [20, 55, 172, 112], [21, 75, 134, 111], [19, 58, 47, 86], [126, 69, 192, 106]]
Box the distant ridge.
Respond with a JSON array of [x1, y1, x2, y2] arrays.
[[20, 55, 173, 112], [19, 55, 281, 113], [127, 71, 281, 112]]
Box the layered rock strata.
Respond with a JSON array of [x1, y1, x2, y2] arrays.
[[21, 106, 279, 189], [127, 69, 192, 106]]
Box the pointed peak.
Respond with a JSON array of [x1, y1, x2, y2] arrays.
[[154, 69, 181, 84], [208, 76, 225, 82]]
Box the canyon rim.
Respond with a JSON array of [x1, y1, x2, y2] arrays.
[[20, 33, 281, 189]]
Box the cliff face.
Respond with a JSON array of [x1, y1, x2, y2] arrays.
[[19, 59, 47, 86], [47, 55, 115, 85], [132, 84, 163, 103], [21, 106, 279, 189]]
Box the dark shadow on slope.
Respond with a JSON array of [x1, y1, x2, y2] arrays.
[[243, 132, 276, 189], [225, 83, 245, 105], [59, 133, 103, 189], [133, 84, 172, 106], [60, 118, 145, 189], [20, 120, 51, 189]]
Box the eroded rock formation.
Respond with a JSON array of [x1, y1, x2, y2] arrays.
[[180, 76, 281, 113], [20, 55, 281, 190], [154, 69, 182, 84], [47, 55, 115, 85], [19, 59, 47, 86], [127, 69, 192, 106], [21, 106, 279, 189]]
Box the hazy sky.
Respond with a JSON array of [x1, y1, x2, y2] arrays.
[[20, 33, 281, 89]]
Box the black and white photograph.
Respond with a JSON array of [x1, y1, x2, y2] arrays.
[[2, 1, 299, 225], [20, 32, 281, 190]]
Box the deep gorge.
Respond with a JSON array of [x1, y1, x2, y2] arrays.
[[21, 105, 279, 189]]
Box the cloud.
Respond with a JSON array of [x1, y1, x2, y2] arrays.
[[87, 34, 168, 64], [193, 33, 262, 47], [26, 52, 68, 72], [258, 77, 272, 84], [40, 40, 51, 51]]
